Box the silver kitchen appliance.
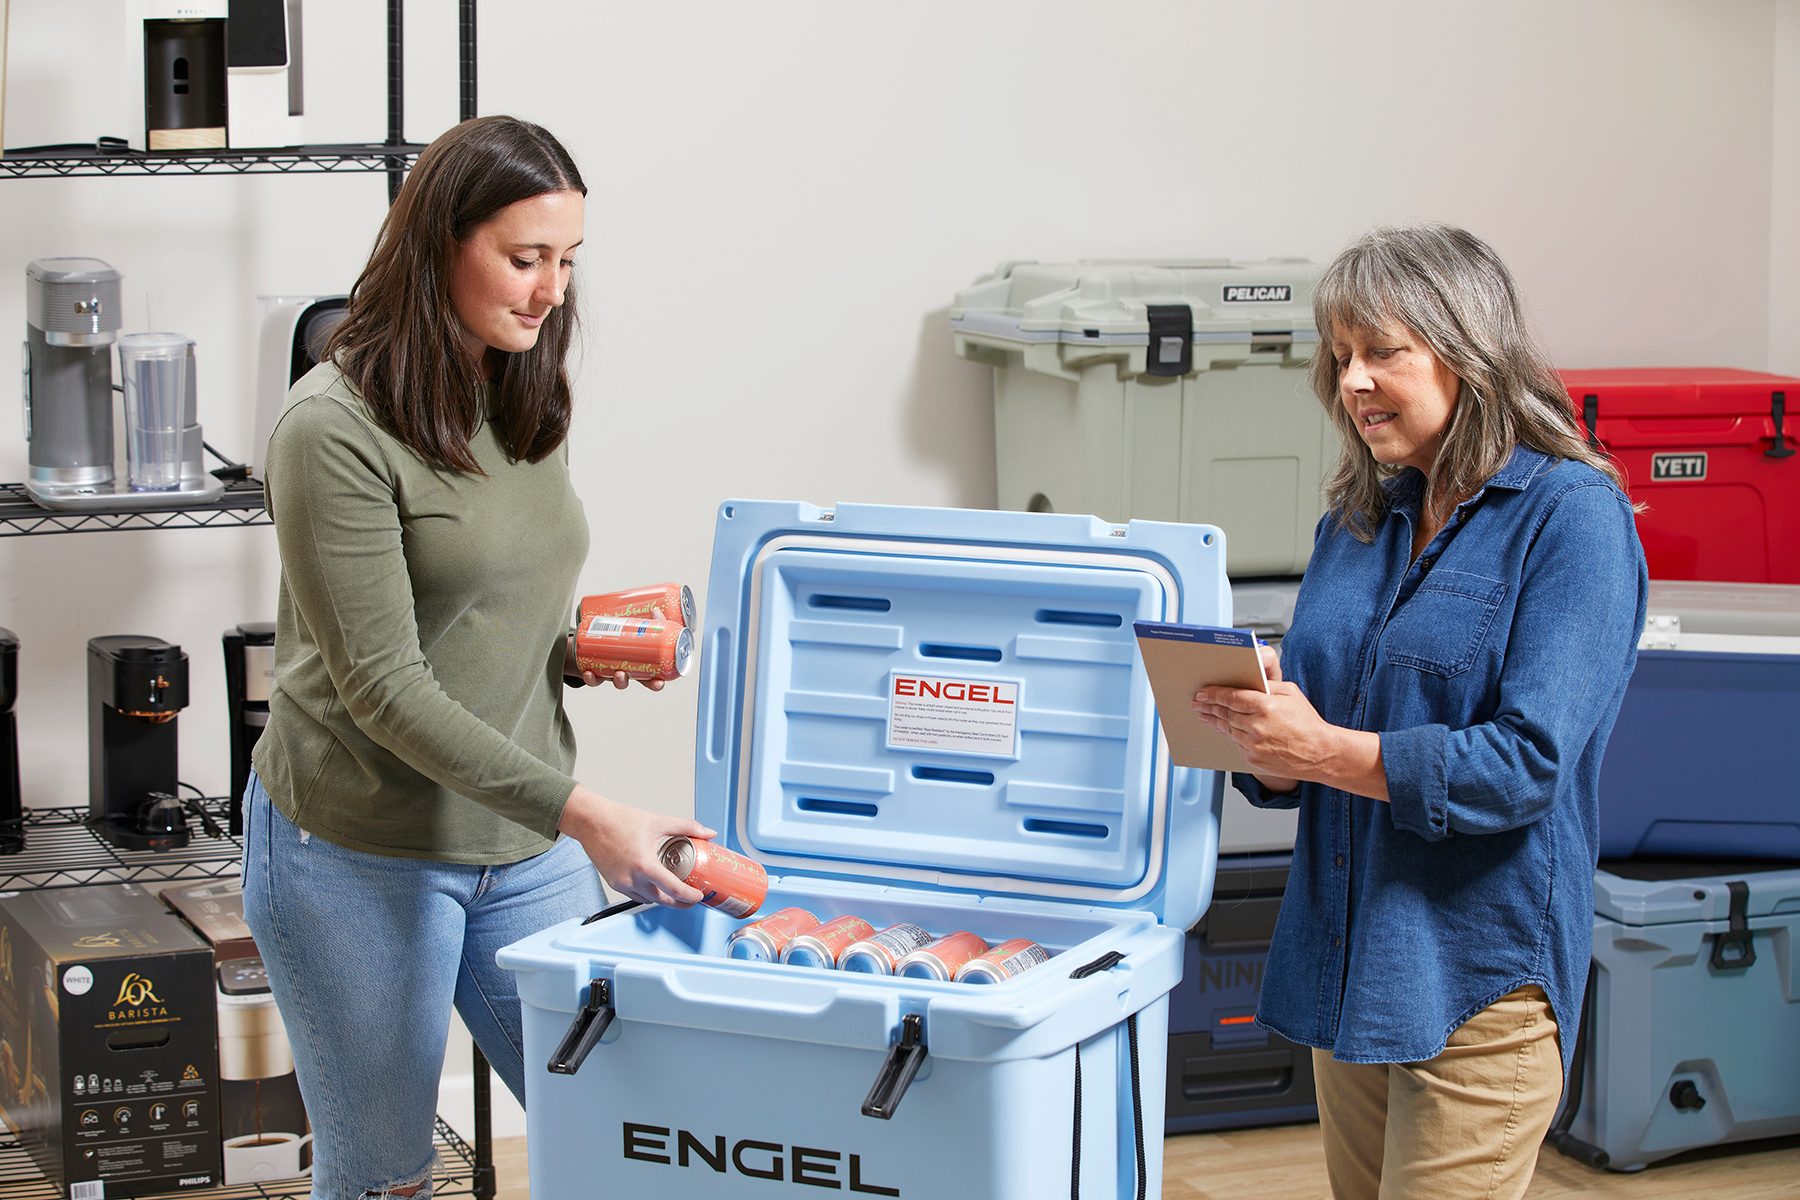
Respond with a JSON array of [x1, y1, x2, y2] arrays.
[[23, 259, 225, 511]]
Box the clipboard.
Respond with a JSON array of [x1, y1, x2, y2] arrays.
[[1133, 621, 1269, 772]]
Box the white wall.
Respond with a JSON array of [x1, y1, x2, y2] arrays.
[[1772, 0, 1800, 375], [0, 0, 1790, 1140]]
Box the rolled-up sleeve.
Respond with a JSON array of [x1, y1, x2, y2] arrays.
[[1383, 482, 1645, 841]]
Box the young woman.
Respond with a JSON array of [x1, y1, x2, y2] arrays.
[[1193, 224, 1647, 1200], [242, 116, 712, 1199]]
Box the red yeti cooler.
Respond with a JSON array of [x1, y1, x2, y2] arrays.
[[1561, 368, 1800, 584]]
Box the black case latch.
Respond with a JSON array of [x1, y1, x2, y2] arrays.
[[547, 978, 616, 1075], [1145, 304, 1193, 378], [1766, 390, 1796, 460], [1708, 880, 1757, 971], [862, 1013, 928, 1120]]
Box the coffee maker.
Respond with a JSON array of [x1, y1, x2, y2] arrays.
[[0, 629, 23, 854], [23, 259, 121, 500], [222, 623, 276, 834], [87, 636, 190, 851], [24, 258, 224, 512]]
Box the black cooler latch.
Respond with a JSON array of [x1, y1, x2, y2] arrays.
[[1766, 390, 1796, 460], [861, 1013, 927, 1120], [1709, 881, 1757, 971], [1582, 394, 1602, 451], [547, 979, 616, 1075], [1145, 304, 1193, 378]]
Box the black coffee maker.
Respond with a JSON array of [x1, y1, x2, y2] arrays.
[[222, 622, 276, 835], [0, 628, 23, 854], [87, 636, 190, 851]]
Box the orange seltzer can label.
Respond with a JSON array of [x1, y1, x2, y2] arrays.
[[576, 614, 693, 681], [895, 931, 990, 981], [579, 582, 696, 630], [660, 836, 769, 918]]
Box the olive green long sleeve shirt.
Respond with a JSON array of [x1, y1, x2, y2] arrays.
[[251, 362, 588, 863]]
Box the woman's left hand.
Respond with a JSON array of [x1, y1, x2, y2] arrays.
[[1191, 680, 1335, 780]]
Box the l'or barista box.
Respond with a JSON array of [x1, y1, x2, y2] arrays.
[[161, 881, 313, 1186], [0, 884, 220, 1196]]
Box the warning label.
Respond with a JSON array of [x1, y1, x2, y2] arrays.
[[887, 673, 1020, 757]]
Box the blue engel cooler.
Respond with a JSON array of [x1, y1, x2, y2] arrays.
[[499, 501, 1229, 1200]]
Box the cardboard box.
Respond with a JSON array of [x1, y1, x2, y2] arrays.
[[161, 881, 313, 1185], [0, 884, 221, 1196]]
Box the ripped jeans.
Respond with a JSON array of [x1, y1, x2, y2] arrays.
[[240, 773, 604, 1199]]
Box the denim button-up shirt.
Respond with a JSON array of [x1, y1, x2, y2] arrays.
[[1237, 446, 1647, 1076]]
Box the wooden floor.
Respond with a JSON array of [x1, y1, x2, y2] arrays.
[[488, 1124, 1800, 1198]]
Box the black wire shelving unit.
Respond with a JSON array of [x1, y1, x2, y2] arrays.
[[0, 480, 271, 538], [0, 4, 498, 1195]]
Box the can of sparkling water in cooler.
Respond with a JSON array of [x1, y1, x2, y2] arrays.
[[895, 931, 990, 981], [953, 937, 1049, 984], [575, 615, 693, 681], [726, 907, 821, 962], [780, 915, 876, 969], [579, 582, 696, 630], [839, 923, 936, 975], [660, 836, 769, 917]]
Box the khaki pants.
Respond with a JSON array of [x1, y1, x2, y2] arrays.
[[1311, 985, 1562, 1200]]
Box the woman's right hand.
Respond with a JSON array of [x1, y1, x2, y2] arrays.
[[557, 784, 713, 907]]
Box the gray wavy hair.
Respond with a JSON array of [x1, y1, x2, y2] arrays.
[[1309, 223, 1626, 540]]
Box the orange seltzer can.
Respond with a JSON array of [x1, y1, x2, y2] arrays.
[[726, 907, 821, 962], [895, 931, 990, 981], [575, 614, 693, 681], [579, 582, 696, 630], [660, 836, 768, 918], [780, 915, 877, 969], [954, 938, 1049, 984], [838, 923, 936, 975]]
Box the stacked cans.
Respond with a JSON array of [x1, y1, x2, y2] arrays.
[[575, 582, 696, 681], [722, 910, 1049, 984]]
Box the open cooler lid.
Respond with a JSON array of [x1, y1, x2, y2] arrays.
[[950, 258, 1319, 357], [694, 500, 1230, 932]]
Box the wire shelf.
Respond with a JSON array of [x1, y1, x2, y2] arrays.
[[0, 481, 270, 537], [0, 801, 242, 892], [0, 1116, 482, 1199], [0, 144, 426, 181]]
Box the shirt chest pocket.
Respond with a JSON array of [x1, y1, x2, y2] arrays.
[[1383, 570, 1508, 678]]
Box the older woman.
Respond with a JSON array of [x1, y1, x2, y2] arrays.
[[1193, 224, 1646, 1200]]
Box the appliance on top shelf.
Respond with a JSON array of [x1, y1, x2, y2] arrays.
[[225, 0, 306, 149], [23, 258, 225, 512], [251, 294, 347, 479], [135, 1, 230, 151], [87, 635, 192, 852]]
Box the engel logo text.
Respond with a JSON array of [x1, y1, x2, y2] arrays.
[[623, 1124, 900, 1195], [1651, 452, 1707, 481], [1222, 285, 1292, 303], [893, 677, 1014, 705]]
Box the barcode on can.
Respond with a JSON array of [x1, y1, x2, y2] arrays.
[[71, 1182, 105, 1200]]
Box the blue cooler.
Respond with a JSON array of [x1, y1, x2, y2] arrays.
[[1550, 860, 1800, 1171], [500, 501, 1230, 1199], [1598, 581, 1800, 859]]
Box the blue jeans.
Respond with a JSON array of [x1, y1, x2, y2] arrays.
[[240, 773, 604, 1199]]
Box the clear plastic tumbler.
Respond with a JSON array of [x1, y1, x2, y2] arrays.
[[117, 333, 190, 492]]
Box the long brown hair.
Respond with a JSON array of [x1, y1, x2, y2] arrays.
[[1310, 224, 1628, 539], [326, 115, 586, 473]]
